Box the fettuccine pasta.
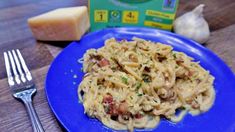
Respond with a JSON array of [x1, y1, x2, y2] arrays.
[[78, 37, 215, 131]]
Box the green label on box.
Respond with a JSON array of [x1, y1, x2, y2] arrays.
[[89, 0, 179, 31]]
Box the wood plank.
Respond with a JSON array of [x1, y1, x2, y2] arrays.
[[0, 0, 87, 9], [0, 43, 54, 79], [0, 65, 63, 132], [206, 24, 235, 73], [0, 0, 234, 131], [45, 43, 63, 58], [0, 0, 87, 79], [177, 0, 235, 31]]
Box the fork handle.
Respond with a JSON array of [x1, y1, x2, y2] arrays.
[[22, 97, 45, 132]]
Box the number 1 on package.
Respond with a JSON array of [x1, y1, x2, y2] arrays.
[[95, 10, 108, 22]]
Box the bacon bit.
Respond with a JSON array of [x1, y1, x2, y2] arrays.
[[188, 70, 194, 76], [98, 58, 110, 67], [102, 94, 113, 104], [118, 102, 128, 114], [134, 113, 143, 119], [158, 56, 166, 62], [191, 100, 200, 109], [106, 104, 119, 115], [144, 66, 150, 72], [103, 95, 130, 118], [103, 94, 119, 115], [90, 54, 102, 61], [176, 58, 184, 65]]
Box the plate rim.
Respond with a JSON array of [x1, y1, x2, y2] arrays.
[[45, 27, 235, 132]]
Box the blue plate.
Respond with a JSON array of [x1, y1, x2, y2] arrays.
[[45, 27, 235, 132]]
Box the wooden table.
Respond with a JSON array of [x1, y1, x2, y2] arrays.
[[0, 0, 234, 131]]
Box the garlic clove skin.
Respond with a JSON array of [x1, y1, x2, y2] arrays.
[[173, 4, 210, 44]]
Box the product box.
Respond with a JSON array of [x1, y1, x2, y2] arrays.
[[89, 0, 179, 31]]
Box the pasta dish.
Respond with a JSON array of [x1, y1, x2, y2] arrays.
[[78, 37, 215, 131]]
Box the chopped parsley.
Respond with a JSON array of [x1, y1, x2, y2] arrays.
[[136, 82, 142, 90], [121, 76, 128, 84], [137, 93, 143, 96], [153, 99, 158, 103], [104, 106, 110, 113], [111, 66, 116, 71], [143, 61, 149, 65], [173, 53, 177, 59], [142, 74, 151, 83]]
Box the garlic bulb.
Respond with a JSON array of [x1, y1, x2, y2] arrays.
[[173, 4, 210, 44]]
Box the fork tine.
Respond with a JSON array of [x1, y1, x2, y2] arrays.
[[16, 49, 32, 81], [4, 52, 15, 86], [8, 51, 21, 84], [12, 50, 26, 83]]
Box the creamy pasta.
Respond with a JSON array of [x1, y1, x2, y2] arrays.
[[78, 37, 215, 131]]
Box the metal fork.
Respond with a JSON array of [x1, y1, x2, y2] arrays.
[[4, 49, 44, 132]]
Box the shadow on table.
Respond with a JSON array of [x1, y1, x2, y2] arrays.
[[37, 40, 74, 48]]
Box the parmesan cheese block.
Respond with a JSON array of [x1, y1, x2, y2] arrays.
[[28, 6, 90, 41]]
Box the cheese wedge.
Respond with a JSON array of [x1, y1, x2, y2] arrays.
[[28, 6, 90, 41]]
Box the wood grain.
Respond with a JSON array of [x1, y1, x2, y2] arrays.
[[177, 0, 235, 31], [206, 24, 235, 72], [0, 1, 85, 131], [0, 66, 63, 132], [0, 0, 234, 131], [0, 0, 87, 79], [0, 44, 54, 79]]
